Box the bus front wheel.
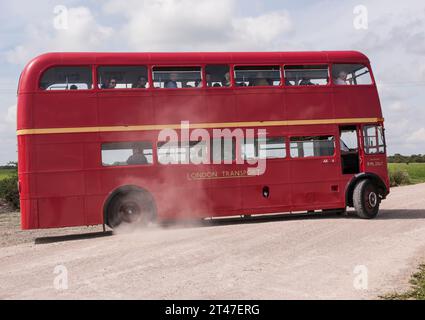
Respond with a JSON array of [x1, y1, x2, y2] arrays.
[[107, 191, 156, 229], [353, 179, 380, 219]]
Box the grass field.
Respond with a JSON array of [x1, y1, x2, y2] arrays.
[[388, 163, 425, 184], [0, 169, 16, 181]]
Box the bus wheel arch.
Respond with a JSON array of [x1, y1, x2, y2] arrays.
[[345, 173, 388, 208], [103, 185, 157, 229]]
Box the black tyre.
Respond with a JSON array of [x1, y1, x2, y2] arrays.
[[107, 191, 156, 228], [353, 179, 380, 219]]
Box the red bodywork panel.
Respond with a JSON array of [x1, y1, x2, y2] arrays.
[[17, 51, 389, 229]]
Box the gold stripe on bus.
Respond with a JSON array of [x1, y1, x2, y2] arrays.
[[16, 117, 384, 136]]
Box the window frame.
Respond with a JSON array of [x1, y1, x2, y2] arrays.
[[204, 64, 233, 90], [241, 136, 287, 162], [38, 65, 94, 92], [96, 65, 150, 91], [151, 65, 204, 90], [282, 63, 331, 88], [289, 135, 336, 159], [233, 64, 283, 88], [330, 63, 375, 87], [101, 141, 155, 167], [362, 124, 386, 155], [156, 140, 210, 166]]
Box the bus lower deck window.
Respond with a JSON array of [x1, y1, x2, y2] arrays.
[[157, 141, 208, 165], [242, 137, 286, 160], [101, 142, 153, 166], [290, 136, 335, 158]]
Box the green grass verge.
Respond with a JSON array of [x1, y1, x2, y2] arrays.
[[388, 163, 425, 184], [381, 264, 425, 300], [0, 169, 16, 181]]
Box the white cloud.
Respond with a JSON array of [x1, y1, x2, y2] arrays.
[[231, 12, 292, 48], [407, 128, 425, 143], [103, 0, 292, 51], [387, 101, 406, 112], [5, 6, 114, 65], [6, 105, 16, 125]]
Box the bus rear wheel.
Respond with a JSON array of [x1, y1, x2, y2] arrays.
[[353, 179, 380, 219], [107, 191, 156, 229]]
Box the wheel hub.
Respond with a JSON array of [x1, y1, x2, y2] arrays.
[[368, 192, 378, 208]]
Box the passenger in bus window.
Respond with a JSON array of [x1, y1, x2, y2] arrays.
[[132, 76, 147, 88], [182, 81, 193, 88], [299, 77, 314, 86], [223, 72, 231, 87], [105, 78, 117, 89], [205, 73, 212, 87], [251, 72, 270, 86], [334, 71, 348, 85], [165, 73, 178, 88], [127, 146, 148, 165], [69, 85, 78, 90]]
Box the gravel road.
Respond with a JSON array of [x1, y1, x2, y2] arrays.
[[1, 183, 425, 299]]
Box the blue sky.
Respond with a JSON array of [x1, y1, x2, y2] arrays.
[[0, 0, 425, 164]]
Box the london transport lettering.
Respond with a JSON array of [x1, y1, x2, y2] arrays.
[[187, 170, 251, 181]]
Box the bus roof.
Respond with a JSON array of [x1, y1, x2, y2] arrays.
[[19, 51, 370, 93]]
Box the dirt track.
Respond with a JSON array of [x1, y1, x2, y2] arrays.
[[1, 183, 425, 299]]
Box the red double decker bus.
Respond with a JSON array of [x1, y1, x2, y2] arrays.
[[17, 51, 389, 230]]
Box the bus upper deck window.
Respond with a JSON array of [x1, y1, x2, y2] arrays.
[[205, 65, 230, 87], [39, 66, 92, 90], [332, 64, 373, 85], [284, 65, 329, 86], [234, 66, 281, 87], [98, 66, 148, 89], [152, 66, 202, 89]]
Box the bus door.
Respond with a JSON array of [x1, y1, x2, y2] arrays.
[[289, 134, 342, 210], [360, 124, 388, 179], [207, 137, 243, 217], [339, 125, 361, 175]]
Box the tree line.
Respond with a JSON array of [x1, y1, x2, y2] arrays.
[[387, 154, 425, 163]]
